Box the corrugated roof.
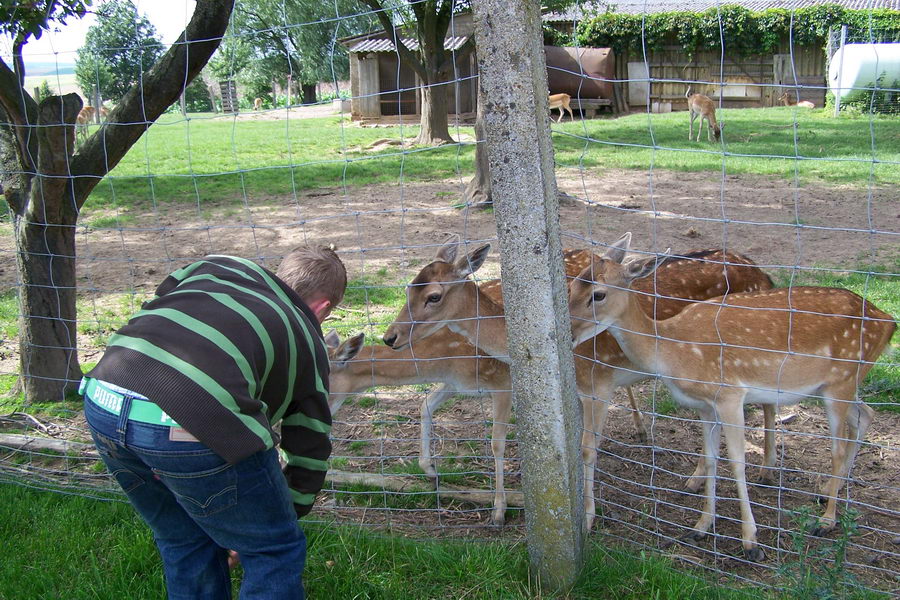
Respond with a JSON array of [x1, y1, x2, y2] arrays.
[[349, 36, 470, 53], [545, 0, 900, 19]]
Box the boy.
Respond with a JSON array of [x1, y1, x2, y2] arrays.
[[80, 245, 346, 600]]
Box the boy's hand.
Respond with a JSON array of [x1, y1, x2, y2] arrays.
[[228, 550, 241, 569]]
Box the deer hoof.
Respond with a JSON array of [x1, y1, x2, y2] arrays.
[[681, 530, 707, 544], [744, 546, 766, 562]]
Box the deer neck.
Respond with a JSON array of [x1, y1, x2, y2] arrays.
[[604, 290, 665, 375], [444, 281, 510, 362]]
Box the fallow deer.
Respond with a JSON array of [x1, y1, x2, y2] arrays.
[[686, 89, 722, 142], [567, 233, 896, 560], [778, 91, 815, 109], [253, 97, 263, 111], [382, 238, 777, 530], [75, 105, 96, 144], [549, 93, 574, 122]]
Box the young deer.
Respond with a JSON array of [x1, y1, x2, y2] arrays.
[[382, 239, 777, 531], [685, 89, 721, 142], [567, 233, 896, 561], [778, 91, 815, 109], [326, 328, 515, 525], [253, 97, 263, 111], [549, 92, 574, 122]]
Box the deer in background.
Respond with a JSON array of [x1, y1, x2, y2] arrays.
[[382, 238, 779, 531], [686, 89, 722, 142], [75, 105, 96, 145], [549, 92, 574, 122], [567, 232, 896, 561], [253, 97, 263, 111], [778, 91, 816, 108]]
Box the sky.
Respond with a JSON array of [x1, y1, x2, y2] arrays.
[[3, 0, 197, 68]]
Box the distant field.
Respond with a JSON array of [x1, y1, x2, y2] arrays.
[[23, 72, 81, 98]]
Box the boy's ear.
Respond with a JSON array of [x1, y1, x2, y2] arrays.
[[307, 297, 333, 324]]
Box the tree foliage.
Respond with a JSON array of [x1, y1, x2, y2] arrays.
[[75, 0, 164, 101], [210, 0, 372, 102], [576, 5, 900, 57]]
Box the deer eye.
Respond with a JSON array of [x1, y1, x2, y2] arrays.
[[591, 291, 606, 304], [425, 293, 442, 305]]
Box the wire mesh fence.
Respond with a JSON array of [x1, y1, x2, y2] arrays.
[[1, 0, 898, 595]]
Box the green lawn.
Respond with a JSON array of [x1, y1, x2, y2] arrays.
[[6, 482, 887, 600], [552, 106, 900, 185], [80, 106, 900, 215]]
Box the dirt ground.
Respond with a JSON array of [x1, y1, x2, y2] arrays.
[[1, 156, 898, 590]]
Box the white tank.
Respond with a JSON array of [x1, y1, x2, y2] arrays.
[[829, 43, 900, 102]]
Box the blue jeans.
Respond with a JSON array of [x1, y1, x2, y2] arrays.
[[84, 393, 306, 600]]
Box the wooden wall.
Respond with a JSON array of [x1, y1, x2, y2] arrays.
[[618, 42, 826, 110]]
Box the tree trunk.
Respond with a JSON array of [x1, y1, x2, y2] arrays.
[[16, 94, 83, 403], [415, 82, 454, 145], [463, 79, 491, 208], [301, 83, 317, 105]]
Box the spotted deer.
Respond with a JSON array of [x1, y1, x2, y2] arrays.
[[686, 89, 722, 142], [549, 92, 574, 122], [326, 328, 515, 525], [778, 91, 815, 108], [567, 232, 896, 560], [75, 105, 96, 144], [382, 238, 777, 530], [327, 249, 646, 527]]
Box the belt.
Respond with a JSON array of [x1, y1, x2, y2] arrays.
[[80, 377, 181, 428]]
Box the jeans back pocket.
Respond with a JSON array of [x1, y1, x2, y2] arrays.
[[152, 461, 238, 518]]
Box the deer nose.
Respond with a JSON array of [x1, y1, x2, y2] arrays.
[[382, 333, 397, 347]]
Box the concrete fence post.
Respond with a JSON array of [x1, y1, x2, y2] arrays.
[[470, 0, 585, 592]]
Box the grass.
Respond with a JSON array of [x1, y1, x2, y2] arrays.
[[552, 106, 900, 186], [75, 106, 900, 221], [2, 482, 842, 600]]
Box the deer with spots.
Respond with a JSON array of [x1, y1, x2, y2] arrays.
[[382, 237, 777, 531], [566, 232, 896, 561]]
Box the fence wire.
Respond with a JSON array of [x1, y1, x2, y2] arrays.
[[1, 0, 898, 595]]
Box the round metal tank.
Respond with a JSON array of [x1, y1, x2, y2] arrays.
[[829, 43, 900, 102]]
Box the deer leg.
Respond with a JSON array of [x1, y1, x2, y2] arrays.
[[624, 386, 648, 443], [684, 408, 719, 543], [581, 388, 612, 533], [689, 113, 695, 141], [418, 385, 458, 483], [489, 390, 513, 526], [815, 396, 873, 535], [719, 397, 764, 561], [757, 404, 777, 484]]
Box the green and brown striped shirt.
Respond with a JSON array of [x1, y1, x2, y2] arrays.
[[87, 255, 331, 517]]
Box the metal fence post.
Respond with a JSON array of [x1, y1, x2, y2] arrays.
[[470, 0, 585, 591]]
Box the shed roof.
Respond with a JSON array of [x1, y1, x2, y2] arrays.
[[544, 0, 900, 19], [347, 36, 471, 53]]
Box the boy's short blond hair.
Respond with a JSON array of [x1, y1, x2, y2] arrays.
[[276, 245, 347, 308]]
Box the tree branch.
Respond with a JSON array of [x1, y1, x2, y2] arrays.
[[69, 0, 235, 207], [358, 0, 427, 81], [0, 56, 39, 176]]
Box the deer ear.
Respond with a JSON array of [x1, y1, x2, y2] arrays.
[[332, 332, 365, 366], [435, 234, 461, 264], [624, 248, 670, 283], [324, 329, 340, 350], [602, 232, 632, 264], [455, 243, 491, 278]]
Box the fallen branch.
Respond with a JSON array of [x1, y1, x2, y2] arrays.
[[0, 434, 95, 454]]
